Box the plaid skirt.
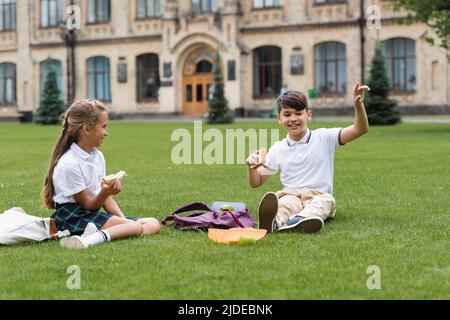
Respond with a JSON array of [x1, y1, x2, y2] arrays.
[[52, 203, 138, 236]]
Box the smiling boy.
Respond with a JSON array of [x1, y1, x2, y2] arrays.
[[247, 84, 370, 233]]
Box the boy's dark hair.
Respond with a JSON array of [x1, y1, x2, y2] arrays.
[[276, 90, 309, 113]]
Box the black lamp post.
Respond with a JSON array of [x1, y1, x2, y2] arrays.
[[59, 2, 77, 105], [359, 0, 366, 84]]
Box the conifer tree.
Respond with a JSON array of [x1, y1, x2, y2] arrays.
[[35, 69, 66, 125], [365, 43, 401, 125], [207, 52, 234, 124]]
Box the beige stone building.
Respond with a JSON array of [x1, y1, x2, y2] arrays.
[[0, 0, 449, 119]]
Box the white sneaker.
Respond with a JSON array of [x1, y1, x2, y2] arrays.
[[60, 235, 88, 249], [278, 216, 324, 233], [82, 222, 99, 238]]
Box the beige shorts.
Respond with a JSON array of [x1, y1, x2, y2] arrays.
[[274, 188, 336, 228]]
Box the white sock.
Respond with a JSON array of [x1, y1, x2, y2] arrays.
[[82, 230, 111, 247]]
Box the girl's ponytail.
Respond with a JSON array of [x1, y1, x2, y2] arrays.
[[41, 126, 74, 209], [41, 100, 106, 209]]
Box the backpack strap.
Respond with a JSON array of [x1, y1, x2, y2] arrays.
[[225, 211, 245, 228], [49, 218, 59, 239], [171, 202, 213, 215], [161, 202, 214, 227], [161, 215, 174, 226]]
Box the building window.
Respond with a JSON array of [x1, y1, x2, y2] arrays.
[[137, 54, 160, 101], [40, 0, 64, 28], [40, 59, 63, 100], [87, 56, 111, 101], [0, 63, 16, 105], [196, 60, 212, 73], [137, 0, 162, 19], [314, 0, 346, 5], [253, 46, 282, 97], [431, 60, 439, 91], [192, 0, 219, 14], [88, 0, 111, 24], [314, 42, 346, 94], [0, 0, 16, 31], [227, 60, 236, 81], [382, 38, 416, 93], [253, 0, 283, 9]]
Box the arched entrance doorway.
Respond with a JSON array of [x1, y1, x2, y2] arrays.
[[182, 46, 215, 116]]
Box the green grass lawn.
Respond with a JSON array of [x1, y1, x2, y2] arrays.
[[0, 121, 449, 299]]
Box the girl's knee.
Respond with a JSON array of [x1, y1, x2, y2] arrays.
[[146, 218, 161, 234], [150, 222, 161, 235], [129, 221, 144, 236], [138, 217, 161, 235], [140, 217, 159, 225]]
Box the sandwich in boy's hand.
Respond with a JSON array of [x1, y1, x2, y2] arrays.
[[250, 148, 267, 169]]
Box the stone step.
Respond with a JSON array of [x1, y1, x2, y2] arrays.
[[0, 108, 30, 122]]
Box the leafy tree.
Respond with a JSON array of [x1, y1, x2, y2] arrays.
[[35, 69, 66, 125], [389, 0, 450, 55], [365, 43, 401, 125], [207, 51, 234, 124]]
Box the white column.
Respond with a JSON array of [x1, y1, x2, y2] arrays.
[[16, 0, 34, 112]]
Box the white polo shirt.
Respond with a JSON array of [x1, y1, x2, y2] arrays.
[[53, 143, 106, 205], [260, 127, 344, 194]]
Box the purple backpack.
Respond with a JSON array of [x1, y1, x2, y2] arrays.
[[161, 202, 255, 231]]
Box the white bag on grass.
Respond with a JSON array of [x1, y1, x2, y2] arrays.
[[0, 207, 70, 245]]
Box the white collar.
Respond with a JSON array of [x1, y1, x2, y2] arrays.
[[286, 128, 311, 146], [70, 142, 97, 160]]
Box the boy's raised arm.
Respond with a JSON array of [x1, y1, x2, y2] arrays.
[[340, 83, 370, 145]]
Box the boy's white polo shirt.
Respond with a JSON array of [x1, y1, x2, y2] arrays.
[[53, 143, 106, 205], [260, 127, 344, 194]]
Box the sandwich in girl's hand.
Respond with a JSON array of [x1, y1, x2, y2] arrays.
[[102, 170, 127, 185]]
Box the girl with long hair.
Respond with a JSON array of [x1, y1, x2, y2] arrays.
[[42, 99, 160, 249]]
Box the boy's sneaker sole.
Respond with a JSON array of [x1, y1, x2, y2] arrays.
[[257, 192, 278, 232], [278, 217, 324, 233], [60, 236, 87, 249]]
